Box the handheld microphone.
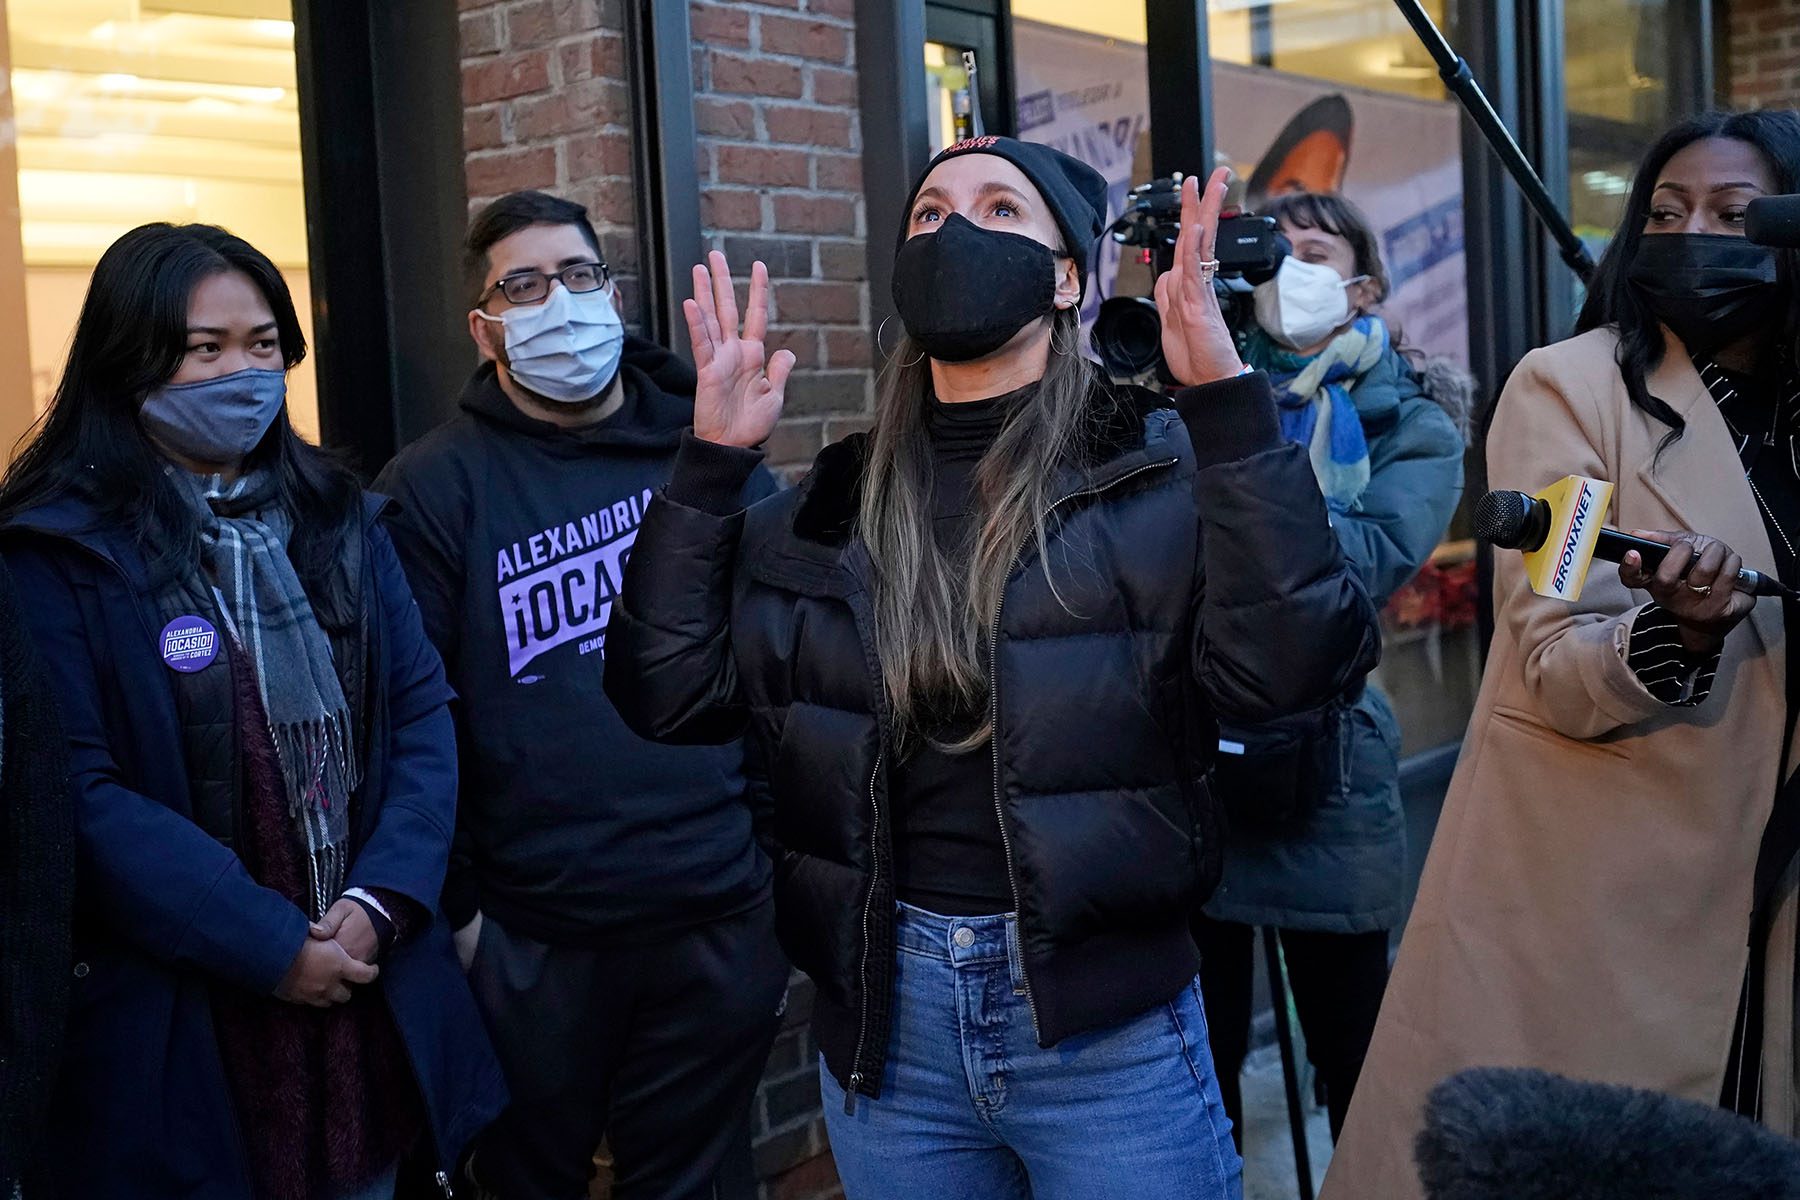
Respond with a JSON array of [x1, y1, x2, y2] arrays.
[[1746, 194, 1800, 248], [1475, 486, 1793, 599]]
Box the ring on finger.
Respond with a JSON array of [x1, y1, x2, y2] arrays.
[[1198, 258, 1220, 282], [1686, 582, 1714, 597]]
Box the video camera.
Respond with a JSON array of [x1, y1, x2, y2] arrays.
[[1091, 174, 1289, 382]]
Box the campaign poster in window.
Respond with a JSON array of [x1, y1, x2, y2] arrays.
[[1013, 21, 1469, 369]]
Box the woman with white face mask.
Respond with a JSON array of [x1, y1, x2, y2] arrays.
[[1195, 191, 1470, 1148]]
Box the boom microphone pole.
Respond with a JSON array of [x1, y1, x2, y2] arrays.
[[1390, 0, 1596, 284]]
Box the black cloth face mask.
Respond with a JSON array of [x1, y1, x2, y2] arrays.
[[1627, 232, 1780, 355], [891, 213, 1058, 363]]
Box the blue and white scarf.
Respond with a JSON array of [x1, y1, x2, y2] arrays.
[[1248, 316, 1388, 510]]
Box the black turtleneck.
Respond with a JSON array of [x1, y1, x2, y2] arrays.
[[888, 384, 1036, 917], [924, 384, 1029, 550]]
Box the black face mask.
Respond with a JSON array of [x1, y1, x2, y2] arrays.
[[891, 213, 1058, 363], [1627, 232, 1780, 355]]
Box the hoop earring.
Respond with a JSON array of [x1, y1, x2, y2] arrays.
[[1049, 317, 1078, 359], [877, 315, 926, 369]]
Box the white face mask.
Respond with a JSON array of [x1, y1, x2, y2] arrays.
[[1252, 257, 1366, 350], [476, 284, 625, 404]]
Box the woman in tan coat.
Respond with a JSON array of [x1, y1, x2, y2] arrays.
[[1323, 109, 1800, 1199]]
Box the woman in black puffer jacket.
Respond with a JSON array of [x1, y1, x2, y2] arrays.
[[606, 137, 1377, 1200]]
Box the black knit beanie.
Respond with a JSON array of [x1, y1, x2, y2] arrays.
[[896, 136, 1109, 282]]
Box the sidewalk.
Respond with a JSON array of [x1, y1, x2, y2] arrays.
[[1240, 1043, 1335, 1200]]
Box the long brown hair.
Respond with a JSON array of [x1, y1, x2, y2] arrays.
[[858, 307, 1102, 749]]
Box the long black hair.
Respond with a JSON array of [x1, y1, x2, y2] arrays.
[[1575, 109, 1800, 451], [0, 222, 361, 594]]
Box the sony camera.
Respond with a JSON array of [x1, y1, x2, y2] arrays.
[[1091, 175, 1289, 382]]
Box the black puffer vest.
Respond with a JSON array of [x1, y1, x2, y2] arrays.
[[607, 373, 1378, 1103]]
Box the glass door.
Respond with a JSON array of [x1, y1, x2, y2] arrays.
[[0, 0, 315, 450]]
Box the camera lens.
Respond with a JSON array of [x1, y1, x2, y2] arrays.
[[1091, 296, 1164, 379]]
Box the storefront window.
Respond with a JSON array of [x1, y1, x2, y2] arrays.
[[1008, 0, 1152, 324], [1566, 1, 1680, 254], [1007, 0, 1479, 757], [923, 42, 973, 156], [1207, 4, 1475, 756], [922, 2, 1008, 157], [1211, 0, 1452, 103], [0, 0, 315, 450]]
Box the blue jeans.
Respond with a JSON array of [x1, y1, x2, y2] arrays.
[[821, 903, 1243, 1200]]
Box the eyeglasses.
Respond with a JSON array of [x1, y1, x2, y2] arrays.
[[480, 262, 611, 307]]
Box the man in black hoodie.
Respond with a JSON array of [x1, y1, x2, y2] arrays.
[[374, 191, 786, 1200]]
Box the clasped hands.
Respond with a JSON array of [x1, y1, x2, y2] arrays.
[[275, 897, 380, 1008]]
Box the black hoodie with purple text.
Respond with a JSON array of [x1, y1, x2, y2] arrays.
[[373, 339, 779, 945]]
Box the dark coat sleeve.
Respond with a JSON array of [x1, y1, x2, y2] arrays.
[[603, 435, 762, 746], [371, 447, 467, 663], [1176, 373, 1382, 722], [344, 523, 459, 922], [744, 461, 783, 506], [371, 447, 478, 927], [2, 544, 309, 996], [0, 559, 71, 1181]]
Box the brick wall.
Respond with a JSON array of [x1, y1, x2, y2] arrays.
[[686, 5, 864, 1184], [1725, 0, 1800, 109], [748, 976, 841, 1200], [691, 0, 872, 478], [459, 0, 873, 478], [458, 2, 861, 1197], [460, 0, 644, 322]]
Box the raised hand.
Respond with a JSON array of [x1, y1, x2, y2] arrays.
[[686, 250, 796, 448], [1154, 168, 1247, 388]]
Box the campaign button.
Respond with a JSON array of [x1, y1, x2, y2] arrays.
[[160, 616, 219, 673]]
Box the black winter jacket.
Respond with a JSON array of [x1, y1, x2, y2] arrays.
[[605, 370, 1378, 1103]]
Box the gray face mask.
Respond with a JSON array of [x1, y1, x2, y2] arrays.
[[140, 368, 288, 464]]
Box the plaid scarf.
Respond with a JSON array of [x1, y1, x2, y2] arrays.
[[170, 470, 360, 920], [1246, 315, 1389, 511]]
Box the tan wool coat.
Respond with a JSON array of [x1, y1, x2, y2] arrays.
[[1320, 327, 1800, 1200]]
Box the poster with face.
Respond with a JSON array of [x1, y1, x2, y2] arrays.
[[1013, 20, 1470, 368], [1211, 61, 1470, 368]]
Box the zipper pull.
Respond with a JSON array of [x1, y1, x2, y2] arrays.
[[844, 1072, 861, 1116], [436, 1169, 453, 1198]]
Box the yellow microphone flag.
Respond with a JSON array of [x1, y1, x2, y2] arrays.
[[1522, 474, 1614, 602]]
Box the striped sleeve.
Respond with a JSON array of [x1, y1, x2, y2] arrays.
[[1627, 602, 1721, 707]]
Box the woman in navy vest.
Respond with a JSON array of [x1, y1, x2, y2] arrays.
[[0, 223, 505, 1200]]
